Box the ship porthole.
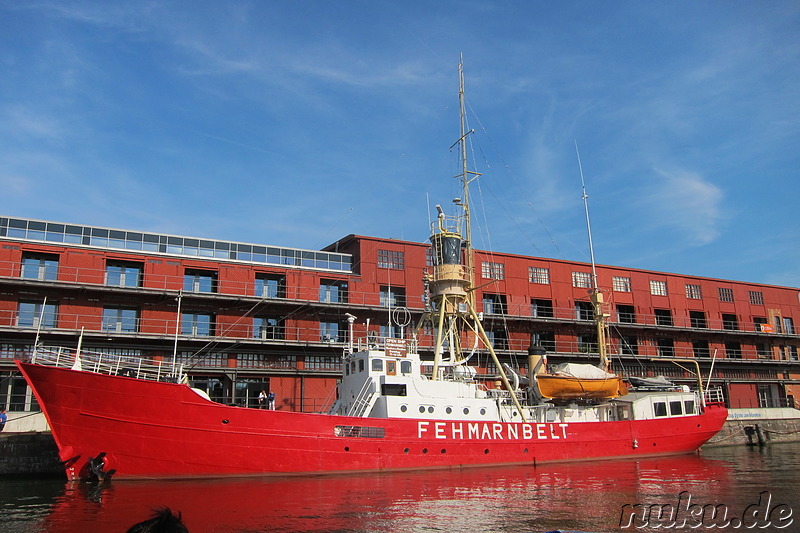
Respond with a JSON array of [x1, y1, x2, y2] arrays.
[[440, 449, 446, 454], [523, 448, 529, 453], [480, 408, 486, 415], [419, 406, 426, 413], [400, 405, 407, 412], [422, 448, 428, 454], [445, 407, 453, 414], [404, 448, 410, 454], [484, 449, 490, 454], [344, 447, 350, 452], [222, 419, 229, 424], [463, 407, 469, 415], [427, 406, 434, 413]]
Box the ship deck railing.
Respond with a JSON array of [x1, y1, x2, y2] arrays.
[[704, 387, 725, 405], [30, 345, 185, 383]]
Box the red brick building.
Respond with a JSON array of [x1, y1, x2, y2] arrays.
[[1, 217, 798, 413]]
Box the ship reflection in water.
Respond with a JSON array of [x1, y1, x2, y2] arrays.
[[8, 444, 799, 532]]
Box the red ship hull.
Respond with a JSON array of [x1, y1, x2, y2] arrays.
[[17, 360, 728, 480]]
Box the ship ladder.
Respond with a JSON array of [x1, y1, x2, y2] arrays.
[[347, 378, 378, 417]]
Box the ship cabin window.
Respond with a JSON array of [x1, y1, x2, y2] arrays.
[[387, 361, 396, 376], [358, 359, 365, 373], [684, 400, 695, 415], [372, 359, 383, 372], [400, 360, 412, 375], [669, 401, 683, 416], [653, 401, 668, 417], [381, 384, 406, 396], [615, 404, 631, 420]]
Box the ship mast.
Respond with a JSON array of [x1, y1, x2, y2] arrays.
[[423, 58, 526, 420], [576, 143, 611, 371]]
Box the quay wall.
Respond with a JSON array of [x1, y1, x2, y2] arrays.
[[705, 408, 800, 447], [706, 418, 800, 447], [0, 432, 62, 476]]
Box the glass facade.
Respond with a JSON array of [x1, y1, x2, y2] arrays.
[[1, 217, 352, 273]]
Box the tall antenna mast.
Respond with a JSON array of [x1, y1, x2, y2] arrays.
[[575, 141, 598, 290], [575, 141, 610, 371]]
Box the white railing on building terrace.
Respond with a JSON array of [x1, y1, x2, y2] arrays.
[[30, 345, 185, 383], [2, 307, 798, 364], [2, 259, 797, 335]]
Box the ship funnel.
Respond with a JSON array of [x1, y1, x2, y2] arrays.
[[527, 338, 547, 377]]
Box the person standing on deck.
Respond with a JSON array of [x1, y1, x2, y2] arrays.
[[0, 408, 7, 432]]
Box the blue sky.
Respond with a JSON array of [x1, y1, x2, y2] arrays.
[[2, 1, 799, 288]]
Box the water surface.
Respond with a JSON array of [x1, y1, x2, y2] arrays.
[[2, 443, 798, 532]]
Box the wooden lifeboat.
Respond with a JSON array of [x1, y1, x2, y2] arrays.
[[535, 363, 628, 399]]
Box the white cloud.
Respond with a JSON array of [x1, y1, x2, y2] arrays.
[[641, 168, 724, 246], [3, 105, 64, 140], [0, 173, 32, 196]]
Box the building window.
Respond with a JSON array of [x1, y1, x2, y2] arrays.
[[377, 250, 405, 270], [254, 317, 283, 340], [380, 324, 402, 339], [718, 287, 734, 302], [654, 308, 673, 326], [685, 284, 702, 299], [182, 312, 214, 336], [621, 335, 638, 355], [656, 338, 675, 357], [725, 342, 742, 359], [106, 261, 143, 288], [754, 317, 768, 332], [617, 305, 636, 324], [531, 331, 556, 352], [184, 269, 217, 293], [21, 253, 59, 281], [577, 334, 597, 353], [692, 340, 710, 358], [690, 311, 707, 329], [755, 343, 770, 359], [319, 280, 348, 303], [722, 313, 739, 331], [305, 355, 339, 370], [650, 280, 667, 296], [529, 267, 550, 284], [102, 307, 139, 333], [483, 294, 507, 315], [17, 301, 58, 328], [255, 273, 286, 298], [784, 318, 795, 335], [612, 276, 631, 292], [531, 299, 554, 318], [320, 321, 343, 342], [749, 291, 764, 306], [575, 301, 594, 321], [485, 329, 508, 350], [481, 261, 505, 280], [572, 272, 592, 288], [380, 286, 406, 308]]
